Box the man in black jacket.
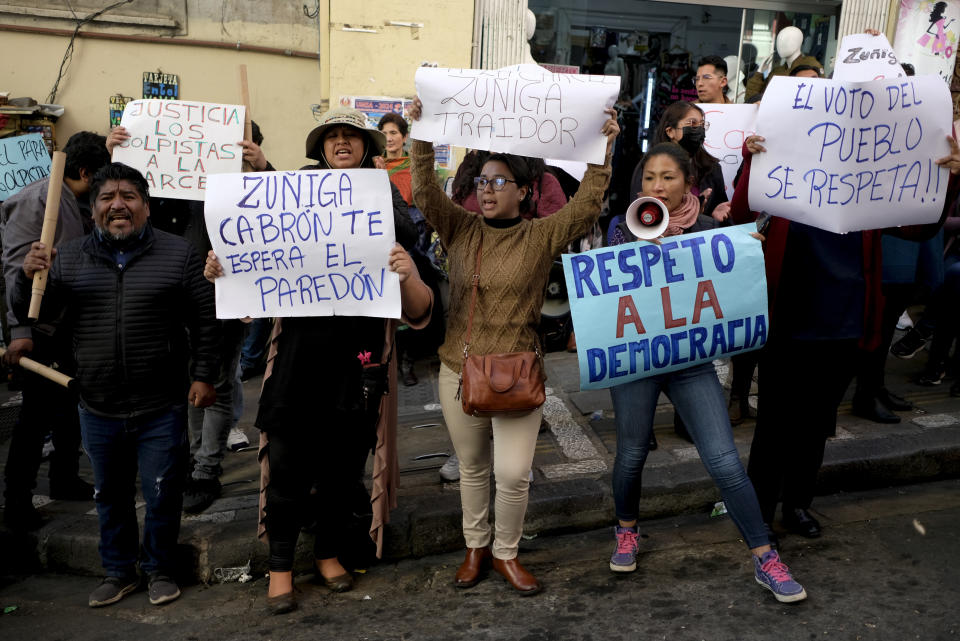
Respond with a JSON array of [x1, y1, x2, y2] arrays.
[[14, 162, 218, 608]]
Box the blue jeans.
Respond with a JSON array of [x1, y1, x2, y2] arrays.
[[79, 405, 188, 577], [610, 362, 769, 549], [240, 317, 272, 371]]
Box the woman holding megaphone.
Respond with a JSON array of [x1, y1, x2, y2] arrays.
[[606, 143, 808, 604]]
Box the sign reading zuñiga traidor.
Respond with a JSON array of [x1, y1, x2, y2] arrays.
[[412, 64, 620, 165]]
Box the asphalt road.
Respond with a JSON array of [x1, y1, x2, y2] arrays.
[[2, 478, 958, 641]]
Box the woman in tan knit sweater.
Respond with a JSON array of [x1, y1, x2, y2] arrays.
[[409, 98, 618, 595]]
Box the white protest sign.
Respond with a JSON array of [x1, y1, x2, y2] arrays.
[[112, 99, 244, 201], [412, 64, 619, 165], [833, 33, 905, 81], [699, 103, 758, 198], [748, 75, 952, 234], [204, 169, 400, 319]]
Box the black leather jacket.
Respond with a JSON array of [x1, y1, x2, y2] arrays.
[[14, 223, 219, 418]]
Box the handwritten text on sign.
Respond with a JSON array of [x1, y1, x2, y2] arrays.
[[832, 33, 904, 82], [203, 169, 400, 319], [412, 64, 619, 165], [112, 99, 244, 201], [699, 103, 758, 199], [0, 134, 51, 201], [748, 75, 951, 234], [562, 225, 768, 390]]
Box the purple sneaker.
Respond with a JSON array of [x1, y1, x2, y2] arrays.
[[609, 525, 639, 572], [754, 550, 807, 603]]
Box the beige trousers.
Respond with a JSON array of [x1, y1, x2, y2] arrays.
[[438, 363, 542, 560]]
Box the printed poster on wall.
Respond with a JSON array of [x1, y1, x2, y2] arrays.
[[111, 99, 245, 200], [203, 169, 400, 319], [143, 72, 179, 100], [562, 225, 768, 390], [893, 0, 960, 82], [340, 95, 453, 170]]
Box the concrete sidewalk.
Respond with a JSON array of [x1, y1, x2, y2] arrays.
[[1, 345, 959, 582]]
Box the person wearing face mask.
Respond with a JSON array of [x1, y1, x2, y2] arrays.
[[606, 143, 807, 604], [631, 102, 727, 221], [408, 97, 619, 596]]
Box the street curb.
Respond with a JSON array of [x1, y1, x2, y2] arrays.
[[8, 425, 957, 583]]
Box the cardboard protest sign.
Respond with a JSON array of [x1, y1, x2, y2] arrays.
[[412, 64, 619, 165], [204, 169, 400, 319], [562, 225, 767, 390], [699, 103, 758, 198], [833, 33, 905, 81], [748, 75, 951, 234], [112, 99, 244, 200], [0, 134, 52, 201]]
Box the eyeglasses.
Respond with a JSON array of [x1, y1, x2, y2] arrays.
[[474, 176, 517, 191], [694, 73, 725, 83], [679, 119, 710, 130]]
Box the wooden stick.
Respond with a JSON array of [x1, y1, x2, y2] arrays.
[[28, 151, 66, 320], [240, 64, 253, 172], [0, 347, 74, 389]]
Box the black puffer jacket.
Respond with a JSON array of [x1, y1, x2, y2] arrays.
[[14, 223, 218, 418]]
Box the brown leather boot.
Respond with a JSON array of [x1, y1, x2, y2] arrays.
[[454, 546, 491, 588], [492, 557, 542, 596]]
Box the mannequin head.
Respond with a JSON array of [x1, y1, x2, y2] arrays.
[[723, 55, 740, 99], [776, 26, 804, 62], [608, 44, 619, 60], [525, 9, 536, 41]]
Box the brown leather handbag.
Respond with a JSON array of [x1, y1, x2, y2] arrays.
[[456, 237, 546, 416]]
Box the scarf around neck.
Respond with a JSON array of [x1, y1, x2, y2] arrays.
[[663, 192, 701, 237]]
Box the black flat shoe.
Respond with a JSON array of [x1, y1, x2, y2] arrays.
[[877, 388, 912, 411], [266, 591, 296, 615], [851, 397, 901, 424], [782, 508, 822, 538], [313, 571, 354, 593]]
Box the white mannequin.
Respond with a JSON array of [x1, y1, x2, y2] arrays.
[[604, 44, 629, 95], [523, 9, 537, 65], [723, 54, 743, 103], [776, 26, 804, 67]]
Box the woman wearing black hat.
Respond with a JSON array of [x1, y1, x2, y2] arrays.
[[205, 106, 431, 614]]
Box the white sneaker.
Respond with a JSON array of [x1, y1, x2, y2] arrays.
[[896, 310, 914, 330], [439, 453, 460, 482], [227, 427, 250, 451]]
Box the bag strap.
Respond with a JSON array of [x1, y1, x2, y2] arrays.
[[462, 234, 483, 360]]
